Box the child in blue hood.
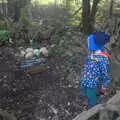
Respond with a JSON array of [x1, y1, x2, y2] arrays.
[[80, 32, 112, 107]]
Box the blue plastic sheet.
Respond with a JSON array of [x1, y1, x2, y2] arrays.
[[20, 58, 46, 72]]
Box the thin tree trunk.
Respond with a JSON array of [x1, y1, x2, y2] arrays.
[[27, 3, 32, 20], [7, 0, 14, 19], [14, 1, 20, 22], [55, 0, 57, 6], [2, 1, 7, 17], [90, 0, 101, 32], [82, 0, 101, 34], [1, 0, 4, 16], [82, 0, 91, 33], [109, 0, 114, 18], [7, 0, 31, 22], [0, 2, 2, 16]]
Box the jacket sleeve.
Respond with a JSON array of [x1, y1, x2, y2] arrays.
[[100, 58, 112, 88]]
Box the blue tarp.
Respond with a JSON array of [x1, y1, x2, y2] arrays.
[[20, 58, 46, 72]]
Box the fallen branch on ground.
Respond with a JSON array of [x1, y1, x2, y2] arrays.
[[73, 104, 104, 120], [73, 91, 120, 120]]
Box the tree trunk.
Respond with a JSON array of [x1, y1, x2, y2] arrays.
[[55, 0, 57, 6], [109, 0, 114, 18], [7, 0, 31, 22], [1, 0, 4, 16], [0, 2, 2, 16], [27, 3, 33, 20], [7, 0, 14, 19], [14, 1, 21, 22], [82, 0, 91, 34], [82, 0, 101, 34], [90, 0, 100, 32]]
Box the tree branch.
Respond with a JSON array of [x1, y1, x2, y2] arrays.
[[73, 6, 82, 16]]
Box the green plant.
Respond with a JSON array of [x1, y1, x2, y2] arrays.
[[0, 30, 9, 43]]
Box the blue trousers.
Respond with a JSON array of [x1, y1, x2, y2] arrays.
[[80, 86, 97, 106]]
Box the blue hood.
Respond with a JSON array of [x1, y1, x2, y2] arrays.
[[88, 32, 110, 50]]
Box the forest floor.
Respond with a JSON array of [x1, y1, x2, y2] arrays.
[[0, 45, 111, 120]]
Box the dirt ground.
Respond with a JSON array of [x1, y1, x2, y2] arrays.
[[0, 46, 84, 120], [0, 45, 118, 120]]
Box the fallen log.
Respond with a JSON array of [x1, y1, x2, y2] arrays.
[[73, 104, 104, 120], [73, 92, 120, 120], [107, 91, 120, 104]]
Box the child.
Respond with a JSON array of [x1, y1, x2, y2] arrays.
[[80, 32, 112, 107]]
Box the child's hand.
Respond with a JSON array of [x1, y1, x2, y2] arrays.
[[100, 87, 108, 95]]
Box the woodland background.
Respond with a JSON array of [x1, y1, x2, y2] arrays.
[[0, 0, 120, 120]]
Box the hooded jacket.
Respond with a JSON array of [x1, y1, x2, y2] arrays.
[[80, 51, 112, 88]]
